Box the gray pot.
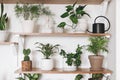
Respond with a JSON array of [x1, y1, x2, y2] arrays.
[[88, 55, 104, 71]]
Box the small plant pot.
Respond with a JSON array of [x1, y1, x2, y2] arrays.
[[88, 55, 104, 71], [0, 30, 9, 41], [41, 58, 54, 70], [22, 20, 34, 33], [22, 61, 32, 71], [63, 58, 77, 71]]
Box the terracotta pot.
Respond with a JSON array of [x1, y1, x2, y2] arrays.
[[88, 55, 104, 71], [22, 61, 32, 71]]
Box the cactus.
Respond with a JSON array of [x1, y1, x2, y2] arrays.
[[0, 3, 8, 30], [23, 49, 31, 61]]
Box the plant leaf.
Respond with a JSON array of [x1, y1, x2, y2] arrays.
[[57, 22, 66, 28], [69, 14, 78, 24], [61, 12, 69, 18]]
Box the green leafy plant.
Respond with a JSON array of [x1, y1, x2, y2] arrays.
[[23, 48, 31, 61], [58, 2, 90, 29], [60, 45, 83, 67], [75, 74, 83, 80], [14, 3, 53, 20], [24, 73, 40, 80], [35, 42, 60, 59], [0, 3, 8, 30], [92, 73, 104, 79], [87, 37, 109, 56], [16, 73, 41, 80]]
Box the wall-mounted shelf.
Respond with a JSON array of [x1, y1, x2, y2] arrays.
[[13, 33, 111, 37], [0, 0, 103, 4], [15, 68, 112, 74], [0, 42, 18, 45]]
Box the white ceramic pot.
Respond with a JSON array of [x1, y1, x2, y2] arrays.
[[38, 15, 54, 33], [63, 58, 77, 71], [0, 30, 9, 41], [22, 20, 34, 33], [76, 19, 88, 33], [41, 58, 54, 70]]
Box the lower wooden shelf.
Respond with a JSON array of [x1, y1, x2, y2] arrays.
[[15, 68, 112, 74]]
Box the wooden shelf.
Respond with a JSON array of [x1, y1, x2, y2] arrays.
[[0, 0, 103, 4], [0, 42, 18, 45], [15, 68, 112, 74], [13, 33, 111, 37]]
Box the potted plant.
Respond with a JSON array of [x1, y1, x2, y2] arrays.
[[16, 73, 40, 80], [57, 2, 90, 33], [59, 45, 82, 71], [38, 4, 55, 33], [22, 48, 32, 71], [0, 3, 9, 41], [75, 74, 83, 80], [88, 73, 104, 80], [35, 42, 59, 70], [87, 37, 109, 71], [14, 3, 41, 33]]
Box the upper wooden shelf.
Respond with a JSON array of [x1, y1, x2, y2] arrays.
[[13, 33, 111, 37], [0, 42, 18, 45], [0, 0, 103, 4], [15, 68, 112, 74]]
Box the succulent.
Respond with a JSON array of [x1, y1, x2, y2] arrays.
[[24, 73, 41, 80], [0, 3, 8, 30], [35, 42, 59, 59], [23, 48, 31, 61]]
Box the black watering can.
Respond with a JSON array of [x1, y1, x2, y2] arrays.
[[88, 16, 110, 33]]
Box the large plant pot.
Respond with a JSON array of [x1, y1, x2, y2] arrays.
[[63, 58, 77, 71], [88, 55, 104, 71], [0, 30, 9, 42], [22, 20, 34, 33], [41, 58, 54, 70], [22, 61, 32, 71]]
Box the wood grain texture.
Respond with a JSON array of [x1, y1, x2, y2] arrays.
[[0, 0, 103, 4], [15, 68, 112, 74], [13, 32, 111, 37]]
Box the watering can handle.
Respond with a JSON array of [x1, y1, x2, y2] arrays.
[[94, 16, 111, 32]]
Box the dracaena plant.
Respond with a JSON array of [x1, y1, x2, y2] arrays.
[[0, 3, 8, 30], [58, 2, 90, 29], [87, 37, 109, 56], [60, 45, 83, 67], [23, 48, 31, 61], [35, 42, 60, 59]]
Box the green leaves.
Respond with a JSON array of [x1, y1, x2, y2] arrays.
[[70, 14, 78, 24], [61, 12, 69, 18], [92, 73, 104, 79], [87, 37, 109, 55], [58, 22, 66, 29], [58, 3, 90, 29], [35, 42, 60, 59], [0, 3, 8, 30], [75, 74, 83, 80]]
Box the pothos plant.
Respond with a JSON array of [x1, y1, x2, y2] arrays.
[[58, 2, 90, 29], [0, 3, 8, 30], [35, 42, 60, 59], [60, 45, 83, 67]]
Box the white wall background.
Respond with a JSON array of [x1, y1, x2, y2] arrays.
[[0, 0, 115, 80]]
